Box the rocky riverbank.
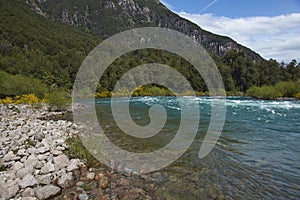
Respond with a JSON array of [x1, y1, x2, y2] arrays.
[[0, 104, 162, 200]]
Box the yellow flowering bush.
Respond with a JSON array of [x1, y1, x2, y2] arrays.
[[0, 94, 40, 104], [95, 90, 112, 98], [294, 93, 300, 99], [0, 97, 14, 104]]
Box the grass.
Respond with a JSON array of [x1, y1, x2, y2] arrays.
[[13, 149, 18, 155], [45, 89, 71, 111], [82, 184, 94, 191], [25, 139, 36, 149], [0, 165, 7, 172], [64, 136, 103, 168]]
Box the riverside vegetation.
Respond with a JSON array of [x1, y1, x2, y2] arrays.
[[247, 80, 300, 100]]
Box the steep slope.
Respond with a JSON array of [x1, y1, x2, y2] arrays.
[[25, 0, 262, 61], [0, 0, 99, 88], [2, 0, 297, 94]]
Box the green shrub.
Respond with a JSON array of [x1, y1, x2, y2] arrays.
[[0, 70, 47, 98], [247, 79, 300, 100], [44, 89, 71, 110], [65, 136, 102, 168], [275, 81, 297, 97]]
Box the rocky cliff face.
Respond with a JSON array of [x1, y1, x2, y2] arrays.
[[24, 0, 262, 61]]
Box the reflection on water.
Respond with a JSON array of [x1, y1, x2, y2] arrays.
[[95, 97, 300, 199]]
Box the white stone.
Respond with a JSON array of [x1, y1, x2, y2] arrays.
[[34, 185, 61, 200], [0, 104, 80, 199], [86, 172, 95, 180], [21, 187, 35, 197], [37, 146, 49, 154], [36, 174, 52, 185], [13, 161, 24, 171], [35, 161, 43, 169], [3, 151, 16, 162], [27, 148, 38, 154], [18, 197, 38, 200], [34, 132, 45, 141], [66, 159, 81, 172], [17, 149, 27, 156], [54, 155, 69, 170], [40, 162, 55, 174], [78, 193, 89, 200], [19, 175, 38, 189], [37, 154, 48, 161], [51, 150, 62, 156], [0, 179, 19, 199], [16, 166, 34, 178], [24, 155, 39, 168], [55, 168, 66, 178], [57, 172, 74, 189]]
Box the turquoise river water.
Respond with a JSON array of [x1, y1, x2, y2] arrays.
[[94, 97, 300, 199]]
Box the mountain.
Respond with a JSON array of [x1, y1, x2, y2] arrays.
[[25, 0, 262, 61], [1, 0, 298, 97]]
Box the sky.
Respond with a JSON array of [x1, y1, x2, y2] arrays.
[[160, 0, 300, 63]]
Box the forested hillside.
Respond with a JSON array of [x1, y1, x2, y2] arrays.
[[0, 0, 299, 98], [0, 0, 99, 93]]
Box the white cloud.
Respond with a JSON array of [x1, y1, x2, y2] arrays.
[[177, 12, 300, 62]]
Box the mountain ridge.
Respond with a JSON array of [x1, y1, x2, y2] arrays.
[[24, 0, 262, 61]]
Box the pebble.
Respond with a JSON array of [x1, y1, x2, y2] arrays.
[[78, 193, 89, 200], [76, 181, 85, 187], [40, 162, 55, 174], [13, 161, 24, 171], [19, 174, 38, 188], [0, 104, 77, 199], [36, 174, 52, 185], [66, 159, 81, 171], [16, 166, 34, 178], [34, 185, 61, 200], [86, 172, 95, 180], [54, 154, 70, 170], [0, 179, 20, 199], [21, 188, 35, 197], [0, 104, 155, 200], [99, 176, 109, 189], [57, 173, 75, 189]]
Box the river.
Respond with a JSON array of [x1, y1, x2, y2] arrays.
[[94, 96, 300, 199]]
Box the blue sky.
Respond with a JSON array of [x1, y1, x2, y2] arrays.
[[162, 0, 300, 17], [160, 0, 300, 62]]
